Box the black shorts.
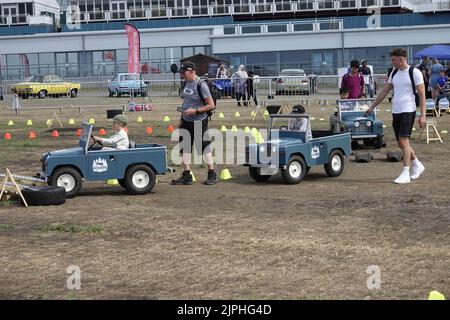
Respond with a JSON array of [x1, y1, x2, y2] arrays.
[[392, 112, 416, 141], [179, 118, 211, 154]]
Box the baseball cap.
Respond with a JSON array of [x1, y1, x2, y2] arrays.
[[178, 62, 196, 73]]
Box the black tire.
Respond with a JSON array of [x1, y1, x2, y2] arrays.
[[123, 164, 156, 195], [21, 186, 66, 206], [115, 89, 121, 98], [324, 149, 345, 177], [133, 91, 138, 97], [249, 167, 271, 182], [281, 155, 306, 184], [118, 178, 126, 188], [70, 88, 78, 98], [48, 167, 82, 198], [108, 88, 113, 97], [363, 139, 373, 147], [141, 91, 147, 97], [38, 90, 46, 99], [373, 136, 383, 149]]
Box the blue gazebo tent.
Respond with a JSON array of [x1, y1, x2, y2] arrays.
[[414, 45, 450, 60]]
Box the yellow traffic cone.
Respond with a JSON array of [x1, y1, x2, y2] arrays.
[[220, 168, 232, 180], [46, 119, 52, 125], [89, 118, 95, 125], [383, 125, 387, 128], [137, 116, 143, 123], [106, 179, 119, 185], [163, 116, 170, 122], [221, 125, 227, 132], [26, 119, 33, 126], [231, 125, 238, 132], [234, 111, 240, 117], [69, 118, 75, 125], [412, 127, 417, 131], [190, 171, 196, 182], [244, 126, 251, 133], [263, 110, 269, 116], [219, 112, 225, 118], [319, 118, 325, 121], [428, 291, 445, 300], [251, 111, 256, 117], [7, 120, 14, 126], [441, 130, 448, 134]]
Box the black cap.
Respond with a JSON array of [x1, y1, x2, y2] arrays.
[[292, 105, 305, 114], [178, 62, 196, 73]]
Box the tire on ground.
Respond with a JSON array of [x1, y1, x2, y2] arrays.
[[21, 186, 66, 206], [48, 166, 82, 198], [281, 155, 307, 184], [249, 167, 271, 182], [324, 149, 345, 177], [123, 164, 156, 195]]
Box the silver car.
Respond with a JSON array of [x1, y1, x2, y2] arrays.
[[275, 69, 310, 95]]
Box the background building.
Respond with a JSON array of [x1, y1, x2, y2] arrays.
[[0, 0, 449, 79]]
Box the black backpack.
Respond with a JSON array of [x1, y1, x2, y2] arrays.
[[391, 66, 420, 107], [180, 78, 216, 121]]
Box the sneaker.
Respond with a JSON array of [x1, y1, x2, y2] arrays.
[[204, 170, 217, 185], [394, 172, 411, 184], [170, 171, 193, 185], [411, 162, 425, 180]]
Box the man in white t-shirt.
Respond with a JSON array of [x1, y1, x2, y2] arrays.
[[365, 48, 426, 184]]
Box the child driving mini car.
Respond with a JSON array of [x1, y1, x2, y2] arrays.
[[92, 114, 129, 150], [288, 105, 312, 140]]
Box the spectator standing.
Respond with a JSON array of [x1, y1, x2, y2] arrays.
[[246, 71, 258, 106], [216, 64, 229, 79], [341, 60, 365, 99], [232, 65, 248, 107], [430, 58, 444, 99], [360, 60, 374, 98], [418, 56, 431, 99]]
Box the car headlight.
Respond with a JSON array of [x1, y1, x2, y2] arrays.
[[354, 121, 360, 128], [366, 121, 372, 127]]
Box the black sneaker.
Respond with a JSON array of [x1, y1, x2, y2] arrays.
[[204, 170, 217, 185], [170, 171, 193, 185]]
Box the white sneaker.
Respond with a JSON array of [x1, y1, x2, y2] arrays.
[[394, 171, 411, 184], [411, 162, 425, 180]]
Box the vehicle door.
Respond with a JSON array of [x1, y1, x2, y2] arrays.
[[87, 149, 119, 180], [50, 75, 68, 94]]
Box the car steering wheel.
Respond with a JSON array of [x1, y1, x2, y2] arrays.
[[88, 139, 103, 151]]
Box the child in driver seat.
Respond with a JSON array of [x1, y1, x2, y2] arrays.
[[92, 114, 129, 150], [289, 105, 312, 140]]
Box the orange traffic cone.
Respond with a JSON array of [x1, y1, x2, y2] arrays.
[[28, 131, 37, 139], [167, 125, 174, 134], [99, 128, 106, 136], [146, 127, 153, 135], [51, 130, 59, 138], [4, 132, 11, 140], [76, 128, 82, 137]]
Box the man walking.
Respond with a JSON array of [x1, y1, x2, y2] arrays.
[[171, 62, 218, 185], [365, 48, 426, 184], [341, 60, 365, 99]]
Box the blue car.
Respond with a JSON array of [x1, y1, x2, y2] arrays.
[[39, 123, 170, 197], [330, 99, 384, 149], [108, 73, 148, 98]]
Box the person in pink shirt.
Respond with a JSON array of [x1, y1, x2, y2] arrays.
[[341, 60, 365, 99]]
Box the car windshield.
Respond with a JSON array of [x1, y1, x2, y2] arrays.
[[271, 116, 308, 133], [281, 71, 305, 77], [338, 100, 372, 112], [24, 76, 44, 82], [123, 74, 139, 81]]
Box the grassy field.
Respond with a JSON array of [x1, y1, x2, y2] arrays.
[[0, 94, 449, 299]]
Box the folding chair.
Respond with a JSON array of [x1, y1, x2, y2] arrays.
[[438, 98, 449, 114], [425, 99, 439, 117], [417, 118, 443, 144]]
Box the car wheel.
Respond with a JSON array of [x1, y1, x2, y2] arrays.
[[363, 139, 373, 147], [38, 90, 46, 99], [281, 155, 306, 184], [48, 167, 82, 198], [115, 89, 121, 98], [249, 167, 271, 182], [140, 91, 147, 97], [324, 150, 345, 177], [123, 164, 156, 195], [373, 136, 383, 149], [108, 88, 113, 97], [21, 186, 66, 206], [118, 178, 127, 188], [70, 89, 78, 98]]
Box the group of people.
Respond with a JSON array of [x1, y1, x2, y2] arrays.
[[216, 63, 259, 107], [417, 56, 449, 100]]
